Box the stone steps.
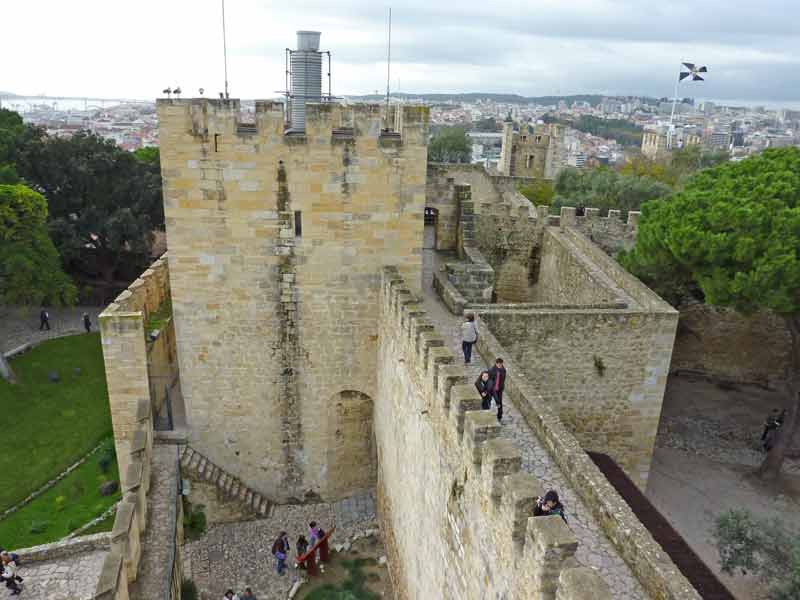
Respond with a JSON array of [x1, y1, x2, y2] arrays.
[[179, 446, 273, 518]]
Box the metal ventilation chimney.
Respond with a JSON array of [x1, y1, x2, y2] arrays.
[[290, 31, 323, 131]]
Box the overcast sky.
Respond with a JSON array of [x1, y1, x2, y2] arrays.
[[3, 0, 799, 102]]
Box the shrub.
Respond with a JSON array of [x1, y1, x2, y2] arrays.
[[182, 499, 207, 539], [181, 579, 199, 600], [29, 520, 49, 534], [54, 495, 67, 512]]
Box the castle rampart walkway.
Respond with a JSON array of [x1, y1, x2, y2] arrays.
[[421, 247, 647, 599]]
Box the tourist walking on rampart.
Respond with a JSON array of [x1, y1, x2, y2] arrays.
[[533, 490, 568, 524], [39, 308, 50, 331], [487, 358, 506, 422], [240, 587, 256, 599], [461, 314, 478, 364], [223, 589, 239, 600], [272, 532, 289, 576], [308, 521, 324, 546], [83, 312, 92, 333], [475, 371, 492, 411]]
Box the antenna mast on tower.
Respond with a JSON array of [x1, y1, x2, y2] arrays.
[[385, 7, 392, 118], [222, 0, 230, 99]]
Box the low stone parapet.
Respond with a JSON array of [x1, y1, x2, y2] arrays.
[[13, 532, 112, 564]]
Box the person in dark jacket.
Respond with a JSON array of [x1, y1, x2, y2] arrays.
[[39, 307, 50, 331], [761, 408, 786, 451], [487, 358, 506, 421], [272, 531, 289, 575], [475, 371, 492, 410], [83, 312, 92, 333], [295, 535, 309, 569], [533, 490, 567, 524]]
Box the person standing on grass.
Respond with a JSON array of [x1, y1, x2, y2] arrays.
[[487, 357, 506, 422], [461, 313, 478, 364], [272, 532, 289, 576], [83, 312, 92, 333], [39, 307, 50, 331]]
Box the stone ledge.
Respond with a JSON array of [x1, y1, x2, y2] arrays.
[[13, 532, 112, 563]]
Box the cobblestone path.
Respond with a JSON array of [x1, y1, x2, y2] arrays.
[[1, 306, 104, 353], [421, 250, 647, 599], [183, 492, 377, 600], [0, 549, 107, 600]]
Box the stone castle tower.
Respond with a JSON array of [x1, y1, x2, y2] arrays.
[[157, 98, 429, 503], [498, 117, 564, 179]]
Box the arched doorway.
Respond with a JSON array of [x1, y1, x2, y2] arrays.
[[327, 390, 376, 497], [424, 207, 438, 249]]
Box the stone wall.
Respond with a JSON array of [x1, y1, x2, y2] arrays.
[[560, 206, 640, 255], [531, 228, 627, 306], [99, 255, 169, 475], [671, 303, 791, 386], [472, 318, 699, 600], [158, 98, 428, 502], [484, 226, 677, 488], [376, 268, 616, 600]]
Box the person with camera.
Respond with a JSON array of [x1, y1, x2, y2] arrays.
[[533, 490, 567, 524]]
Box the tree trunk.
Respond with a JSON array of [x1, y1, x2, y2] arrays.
[[0, 352, 15, 384], [757, 315, 800, 480]]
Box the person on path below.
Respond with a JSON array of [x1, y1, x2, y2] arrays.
[[461, 313, 478, 364], [39, 307, 50, 331], [223, 590, 239, 600], [487, 357, 506, 422], [308, 521, 324, 546], [1, 552, 22, 595], [475, 371, 492, 411], [240, 587, 256, 599], [533, 489, 568, 524], [83, 312, 92, 333], [272, 532, 289, 576], [295, 535, 309, 569]]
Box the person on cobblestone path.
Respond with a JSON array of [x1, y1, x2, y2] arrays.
[[761, 408, 786, 451], [240, 587, 256, 599], [308, 521, 324, 546], [1, 551, 22, 595], [461, 313, 478, 364], [83, 312, 92, 333], [272, 532, 289, 575], [295, 535, 309, 569], [533, 490, 567, 524], [475, 371, 492, 410], [39, 307, 50, 331], [487, 358, 506, 422], [223, 589, 239, 600]]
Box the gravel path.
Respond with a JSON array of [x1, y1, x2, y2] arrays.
[[422, 249, 647, 599], [1, 306, 104, 354]]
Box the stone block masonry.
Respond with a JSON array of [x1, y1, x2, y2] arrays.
[[376, 267, 644, 599], [158, 98, 429, 502]]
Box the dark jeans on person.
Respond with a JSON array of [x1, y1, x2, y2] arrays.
[[40, 319, 50, 331], [493, 390, 504, 420], [480, 393, 491, 410], [462, 341, 474, 363], [276, 555, 287, 574]]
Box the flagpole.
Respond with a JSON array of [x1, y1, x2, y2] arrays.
[[669, 68, 680, 128]]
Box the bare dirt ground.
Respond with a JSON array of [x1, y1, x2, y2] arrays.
[[646, 373, 800, 600]]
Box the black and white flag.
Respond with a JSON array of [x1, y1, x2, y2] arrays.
[[679, 62, 708, 81]]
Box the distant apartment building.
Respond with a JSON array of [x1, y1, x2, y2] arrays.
[[642, 124, 701, 159], [498, 118, 564, 179], [641, 130, 668, 159]]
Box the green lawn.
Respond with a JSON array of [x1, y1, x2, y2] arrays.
[[0, 447, 121, 548], [0, 333, 112, 512]]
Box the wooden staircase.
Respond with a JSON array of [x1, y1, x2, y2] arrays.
[[180, 446, 273, 518]]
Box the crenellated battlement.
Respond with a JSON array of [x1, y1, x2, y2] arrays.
[[156, 98, 429, 148], [377, 266, 614, 599]]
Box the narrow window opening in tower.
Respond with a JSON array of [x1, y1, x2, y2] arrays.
[[214, 133, 221, 152], [294, 210, 302, 236]]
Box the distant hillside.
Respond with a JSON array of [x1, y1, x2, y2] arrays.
[[349, 92, 605, 106], [0, 91, 19, 97]]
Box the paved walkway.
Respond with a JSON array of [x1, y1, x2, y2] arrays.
[[0, 549, 108, 600], [0, 306, 104, 354], [183, 492, 377, 600], [422, 249, 647, 599]]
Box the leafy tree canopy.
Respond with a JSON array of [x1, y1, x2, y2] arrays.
[[133, 146, 160, 165], [713, 508, 800, 600], [0, 184, 76, 306], [17, 131, 164, 282], [428, 127, 472, 164], [0, 108, 40, 184], [471, 117, 501, 132], [518, 180, 554, 205], [552, 167, 671, 216]]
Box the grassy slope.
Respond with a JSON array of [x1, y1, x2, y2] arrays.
[[0, 333, 111, 511], [0, 455, 120, 548]]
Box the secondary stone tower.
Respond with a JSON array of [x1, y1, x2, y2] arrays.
[[157, 37, 429, 503]]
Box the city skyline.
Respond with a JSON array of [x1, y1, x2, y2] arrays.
[[2, 0, 799, 102]]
